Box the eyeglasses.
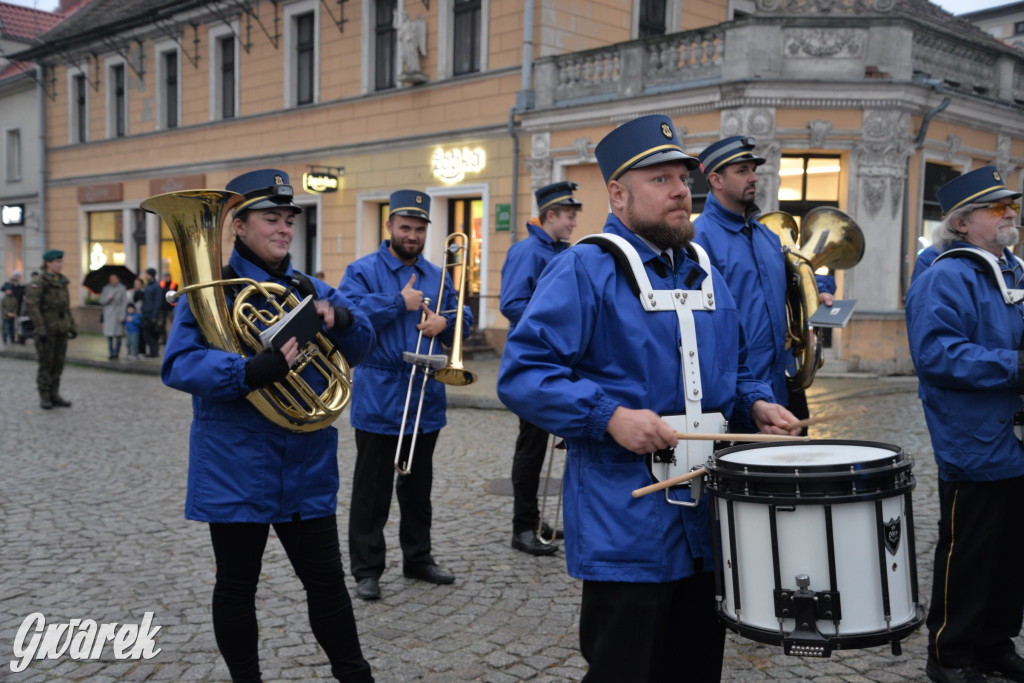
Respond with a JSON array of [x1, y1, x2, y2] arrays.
[[966, 201, 1020, 217]]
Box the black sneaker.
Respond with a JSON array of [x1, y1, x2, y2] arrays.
[[926, 656, 986, 683]]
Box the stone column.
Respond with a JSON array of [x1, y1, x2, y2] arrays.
[[721, 107, 780, 212]]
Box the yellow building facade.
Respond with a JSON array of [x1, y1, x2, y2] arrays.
[[14, 0, 1024, 371]]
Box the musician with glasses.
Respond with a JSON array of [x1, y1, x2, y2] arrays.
[[693, 136, 835, 429], [500, 181, 582, 556], [339, 190, 474, 601], [497, 115, 798, 682], [161, 169, 376, 683], [906, 166, 1024, 683]]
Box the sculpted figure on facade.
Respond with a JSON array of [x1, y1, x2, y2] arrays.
[[395, 10, 427, 84]]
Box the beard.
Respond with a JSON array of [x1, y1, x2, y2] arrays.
[[391, 238, 424, 261], [625, 195, 695, 250], [996, 224, 1020, 249]]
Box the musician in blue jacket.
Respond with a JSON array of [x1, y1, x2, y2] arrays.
[[693, 136, 834, 428], [339, 189, 474, 602], [162, 169, 376, 682], [497, 115, 797, 683], [500, 181, 581, 556], [906, 166, 1024, 683]]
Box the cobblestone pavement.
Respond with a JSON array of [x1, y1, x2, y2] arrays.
[[1, 350, 1021, 682]]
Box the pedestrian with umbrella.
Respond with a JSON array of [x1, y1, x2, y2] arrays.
[[99, 272, 128, 359], [81, 264, 137, 296]]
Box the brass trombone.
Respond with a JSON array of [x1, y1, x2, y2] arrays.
[[394, 232, 477, 475]]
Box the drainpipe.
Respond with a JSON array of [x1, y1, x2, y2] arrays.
[[900, 89, 950, 303], [509, 0, 535, 244], [36, 64, 47, 258]]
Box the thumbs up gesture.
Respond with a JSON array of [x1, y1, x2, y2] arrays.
[[401, 273, 424, 311]]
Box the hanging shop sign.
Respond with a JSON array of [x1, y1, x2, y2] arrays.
[[1, 204, 25, 226], [302, 172, 340, 193]]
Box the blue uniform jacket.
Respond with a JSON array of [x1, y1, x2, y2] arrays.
[[499, 221, 567, 332], [905, 242, 1024, 482], [694, 193, 835, 406], [497, 215, 773, 583], [161, 250, 375, 523], [339, 241, 474, 435], [911, 245, 939, 283]]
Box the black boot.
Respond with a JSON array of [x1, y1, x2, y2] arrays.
[[51, 395, 72, 407], [40, 395, 53, 409]]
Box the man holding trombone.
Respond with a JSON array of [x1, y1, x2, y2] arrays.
[[339, 190, 474, 601]]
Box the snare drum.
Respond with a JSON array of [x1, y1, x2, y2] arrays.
[[705, 440, 924, 657]]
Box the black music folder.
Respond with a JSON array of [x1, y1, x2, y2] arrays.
[[809, 299, 857, 328], [259, 295, 322, 351]]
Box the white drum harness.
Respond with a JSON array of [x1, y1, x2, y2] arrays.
[[578, 234, 727, 506]]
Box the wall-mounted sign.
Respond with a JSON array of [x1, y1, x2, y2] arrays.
[[431, 146, 486, 185], [495, 203, 510, 232], [303, 172, 340, 193], [1, 204, 25, 226]]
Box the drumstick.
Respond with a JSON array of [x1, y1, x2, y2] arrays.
[[674, 432, 810, 442], [782, 405, 868, 431], [632, 468, 707, 498]]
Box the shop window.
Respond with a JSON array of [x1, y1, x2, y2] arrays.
[[447, 197, 482, 323], [379, 202, 391, 242], [777, 154, 841, 218], [920, 162, 961, 250], [375, 0, 397, 91], [87, 212, 126, 274], [5, 128, 21, 182], [689, 170, 709, 218]]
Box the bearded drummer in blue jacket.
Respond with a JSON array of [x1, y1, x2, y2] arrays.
[[693, 136, 834, 429], [906, 166, 1024, 683], [162, 169, 376, 682], [497, 114, 798, 683]]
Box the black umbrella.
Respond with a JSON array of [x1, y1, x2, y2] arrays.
[[83, 264, 137, 294]]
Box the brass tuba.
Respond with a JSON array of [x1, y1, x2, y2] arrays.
[[141, 189, 352, 432], [760, 207, 864, 392]]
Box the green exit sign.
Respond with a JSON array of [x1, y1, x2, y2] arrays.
[[495, 203, 511, 232]]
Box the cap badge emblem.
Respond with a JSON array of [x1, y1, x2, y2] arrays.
[[415, 195, 423, 204], [994, 170, 1002, 182], [274, 175, 284, 185], [660, 122, 673, 139]]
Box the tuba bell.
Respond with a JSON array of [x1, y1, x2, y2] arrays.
[[760, 206, 864, 392], [141, 189, 352, 432]]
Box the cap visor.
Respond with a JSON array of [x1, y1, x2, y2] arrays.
[[631, 149, 700, 171]]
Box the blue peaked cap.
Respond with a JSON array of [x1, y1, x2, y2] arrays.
[[226, 169, 302, 216], [389, 189, 431, 222], [698, 135, 766, 175], [535, 182, 582, 213], [595, 114, 698, 184], [936, 165, 1021, 214]]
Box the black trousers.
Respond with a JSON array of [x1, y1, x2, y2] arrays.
[[579, 570, 725, 683], [208, 516, 373, 682], [511, 418, 551, 534], [787, 387, 810, 435], [926, 476, 1024, 668], [348, 429, 439, 579], [142, 318, 161, 357]]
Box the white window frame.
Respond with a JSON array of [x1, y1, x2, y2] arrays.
[[437, 0, 489, 80], [208, 22, 240, 121], [631, 0, 682, 39], [154, 40, 182, 130], [5, 128, 21, 182], [104, 55, 129, 138], [67, 64, 90, 144], [284, 0, 320, 108]]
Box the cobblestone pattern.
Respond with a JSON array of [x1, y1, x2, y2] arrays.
[[1, 358, 1020, 682]]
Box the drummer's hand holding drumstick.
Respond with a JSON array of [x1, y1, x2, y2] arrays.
[[751, 400, 802, 436], [607, 406, 678, 454]]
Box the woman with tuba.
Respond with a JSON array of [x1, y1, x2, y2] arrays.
[[160, 169, 376, 683], [338, 189, 473, 602], [693, 136, 836, 430]]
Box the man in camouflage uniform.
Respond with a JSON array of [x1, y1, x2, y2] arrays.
[[25, 249, 77, 409]]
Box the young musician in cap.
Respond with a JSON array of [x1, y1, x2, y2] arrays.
[[339, 189, 474, 601], [497, 114, 797, 682], [906, 166, 1024, 683], [693, 135, 834, 428], [161, 169, 376, 682], [25, 249, 77, 409], [500, 181, 581, 556]]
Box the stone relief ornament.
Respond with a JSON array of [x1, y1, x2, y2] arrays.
[[889, 176, 903, 220], [862, 177, 888, 219], [996, 135, 1018, 181], [572, 137, 592, 162], [721, 112, 743, 138], [524, 157, 552, 190], [945, 134, 962, 162], [747, 109, 775, 137], [531, 133, 550, 160], [808, 120, 832, 149], [784, 29, 864, 58]]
